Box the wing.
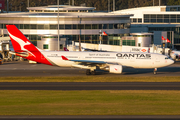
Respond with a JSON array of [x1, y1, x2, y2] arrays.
[[61, 55, 117, 64], [61, 55, 132, 71], [61, 55, 118, 68]]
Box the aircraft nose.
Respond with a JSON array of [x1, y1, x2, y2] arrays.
[[169, 59, 174, 65]]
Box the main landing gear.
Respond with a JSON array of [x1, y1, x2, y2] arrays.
[[86, 69, 96, 75], [153, 68, 157, 75]]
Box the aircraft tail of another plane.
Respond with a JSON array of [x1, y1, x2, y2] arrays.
[[6, 25, 52, 65], [64, 47, 69, 51]]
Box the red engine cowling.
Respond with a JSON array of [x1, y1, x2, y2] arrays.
[[109, 65, 123, 74]]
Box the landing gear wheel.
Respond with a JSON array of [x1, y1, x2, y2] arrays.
[[86, 69, 91, 75], [91, 70, 96, 75]]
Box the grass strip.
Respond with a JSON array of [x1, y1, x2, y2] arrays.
[[0, 76, 180, 82], [0, 90, 180, 115]]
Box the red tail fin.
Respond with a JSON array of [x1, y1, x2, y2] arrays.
[[6, 25, 52, 65]]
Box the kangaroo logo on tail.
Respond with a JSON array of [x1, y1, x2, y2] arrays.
[[6, 25, 53, 65], [8, 32, 35, 57]]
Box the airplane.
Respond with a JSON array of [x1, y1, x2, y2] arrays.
[[6, 25, 174, 75]]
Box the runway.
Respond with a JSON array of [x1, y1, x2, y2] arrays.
[[0, 61, 180, 77], [1, 62, 180, 120], [1, 82, 180, 90]]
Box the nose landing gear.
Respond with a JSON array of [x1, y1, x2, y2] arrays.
[[153, 68, 157, 75]]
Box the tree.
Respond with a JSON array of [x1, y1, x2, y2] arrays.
[[167, 0, 176, 5], [5, 0, 180, 12]]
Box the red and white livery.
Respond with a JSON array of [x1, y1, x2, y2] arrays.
[[6, 25, 174, 75]]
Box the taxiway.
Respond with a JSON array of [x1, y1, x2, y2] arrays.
[[1, 82, 180, 90], [0, 61, 180, 77]]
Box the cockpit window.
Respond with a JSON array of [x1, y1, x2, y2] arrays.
[[165, 57, 169, 59]]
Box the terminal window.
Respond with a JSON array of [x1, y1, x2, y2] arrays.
[[138, 18, 142, 23], [65, 25, 72, 29], [133, 18, 137, 23], [122, 40, 135, 46], [170, 7, 177, 11], [144, 14, 180, 23], [85, 24, 92, 29], [60, 44, 63, 49], [0, 23, 129, 30], [109, 24, 113, 29], [92, 24, 98, 29], [38, 25, 44, 29], [78, 24, 84, 29], [43, 44, 49, 49]]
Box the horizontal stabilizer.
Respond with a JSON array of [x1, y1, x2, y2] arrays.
[[61, 55, 69, 60]]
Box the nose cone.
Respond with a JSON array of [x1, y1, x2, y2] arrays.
[[169, 59, 174, 65]]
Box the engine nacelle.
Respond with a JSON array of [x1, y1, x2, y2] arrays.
[[170, 53, 177, 60], [170, 53, 179, 61], [109, 65, 123, 74]]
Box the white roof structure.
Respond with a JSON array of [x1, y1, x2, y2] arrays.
[[0, 5, 133, 50], [114, 5, 180, 23], [113, 5, 180, 49], [27, 5, 95, 11], [0, 5, 132, 19]]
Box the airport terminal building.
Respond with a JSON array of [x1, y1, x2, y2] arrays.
[[0, 5, 132, 51], [2, 5, 180, 51], [114, 5, 180, 50]]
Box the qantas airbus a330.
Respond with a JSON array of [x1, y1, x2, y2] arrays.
[[6, 25, 174, 75]]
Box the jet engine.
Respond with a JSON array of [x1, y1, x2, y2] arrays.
[[109, 65, 123, 74], [170, 53, 179, 61]]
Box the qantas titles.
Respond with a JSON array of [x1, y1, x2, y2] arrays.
[[116, 53, 151, 59]]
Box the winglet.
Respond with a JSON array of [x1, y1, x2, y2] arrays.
[[61, 55, 69, 60]]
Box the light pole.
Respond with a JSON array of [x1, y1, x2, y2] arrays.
[[57, 0, 59, 51], [7, 0, 9, 13], [72, 0, 74, 6], [99, 30, 102, 51], [113, 0, 115, 11], [99, 30, 102, 44], [27, 0, 29, 7], [108, 0, 110, 12]]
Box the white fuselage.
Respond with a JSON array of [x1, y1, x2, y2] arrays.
[[6, 24, 174, 73], [41, 51, 174, 69]]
